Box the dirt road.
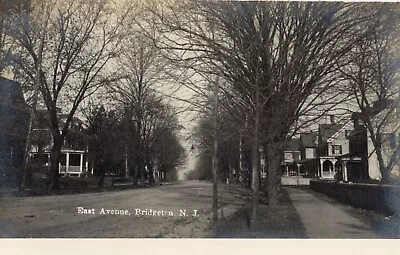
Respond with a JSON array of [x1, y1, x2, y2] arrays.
[[0, 181, 251, 238]]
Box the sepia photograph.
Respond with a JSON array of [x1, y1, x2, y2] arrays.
[[0, 0, 399, 246]]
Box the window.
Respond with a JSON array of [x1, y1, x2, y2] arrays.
[[331, 145, 342, 155], [69, 154, 81, 167], [305, 148, 315, 158], [284, 152, 293, 162]]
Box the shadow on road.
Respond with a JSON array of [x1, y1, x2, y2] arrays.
[[215, 189, 307, 238]]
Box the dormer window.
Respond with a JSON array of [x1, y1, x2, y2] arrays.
[[331, 144, 342, 155]]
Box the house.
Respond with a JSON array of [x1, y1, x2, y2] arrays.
[[28, 109, 88, 177], [367, 107, 400, 180], [316, 119, 353, 179], [0, 77, 29, 186], [298, 132, 318, 177], [338, 105, 400, 183], [281, 138, 301, 176], [335, 116, 369, 183], [281, 115, 353, 183]]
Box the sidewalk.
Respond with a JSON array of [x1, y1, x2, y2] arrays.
[[286, 187, 382, 238]]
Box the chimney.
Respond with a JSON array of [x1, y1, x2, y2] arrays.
[[330, 115, 335, 124]]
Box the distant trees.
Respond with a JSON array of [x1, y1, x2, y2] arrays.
[[107, 12, 183, 184], [189, 110, 242, 183], [151, 103, 186, 182], [83, 97, 185, 186], [84, 105, 123, 187]]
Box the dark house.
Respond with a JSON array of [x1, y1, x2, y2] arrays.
[[336, 112, 376, 183], [0, 77, 29, 187], [281, 138, 301, 176], [297, 132, 318, 177]]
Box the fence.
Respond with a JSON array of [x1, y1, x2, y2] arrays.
[[281, 176, 311, 186], [310, 180, 400, 215]]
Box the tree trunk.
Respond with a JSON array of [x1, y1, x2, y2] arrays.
[[250, 125, 259, 227], [124, 142, 129, 180], [251, 79, 260, 227], [239, 130, 245, 185], [97, 160, 105, 188], [132, 164, 139, 185], [368, 129, 390, 183], [266, 143, 283, 208], [48, 134, 62, 191], [98, 171, 105, 188], [19, 106, 37, 190], [212, 75, 219, 236], [375, 136, 390, 183]]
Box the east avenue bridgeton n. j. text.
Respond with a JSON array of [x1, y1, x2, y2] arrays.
[[76, 207, 199, 217]]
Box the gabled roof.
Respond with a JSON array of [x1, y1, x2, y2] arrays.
[[33, 110, 84, 131], [318, 124, 343, 142], [326, 121, 353, 143], [284, 138, 300, 151], [300, 132, 317, 148], [0, 77, 29, 140], [0, 77, 27, 109]]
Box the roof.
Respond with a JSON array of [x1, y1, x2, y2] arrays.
[[33, 110, 84, 131], [318, 124, 343, 142], [300, 132, 317, 148], [0, 77, 29, 140], [284, 138, 300, 151], [0, 77, 27, 108], [326, 121, 353, 143]]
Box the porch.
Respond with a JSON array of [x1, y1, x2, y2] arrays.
[[29, 150, 88, 177]]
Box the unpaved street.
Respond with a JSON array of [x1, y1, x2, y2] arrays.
[[0, 181, 250, 238]]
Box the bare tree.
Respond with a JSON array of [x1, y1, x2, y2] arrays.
[[109, 26, 173, 185], [145, 1, 385, 223], [339, 5, 400, 182], [11, 0, 130, 190]]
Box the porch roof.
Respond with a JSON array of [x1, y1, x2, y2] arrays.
[[335, 153, 362, 162]]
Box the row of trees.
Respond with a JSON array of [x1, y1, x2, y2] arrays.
[[1, 0, 399, 229], [0, 0, 186, 190], [84, 98, 185, 187], [140, 0, 399, 228]]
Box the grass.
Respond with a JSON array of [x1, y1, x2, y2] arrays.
[[0, 176, 153, 198], [215, 189, 307, 238]]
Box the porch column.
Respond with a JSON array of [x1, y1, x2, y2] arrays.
[[319, 160, 323, 178], [85, 157, 89, 175], [80, 154, 84, 173], [91, 160, 94, 175], [66, 152, 70, 174], [332, 159, 337, 177], [343, 162, 348, 182], [286, 165, 289, 176]]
